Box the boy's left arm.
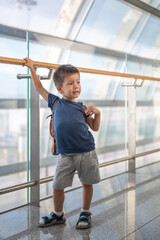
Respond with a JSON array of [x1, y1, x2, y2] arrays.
[[84, 106, 101, 131]]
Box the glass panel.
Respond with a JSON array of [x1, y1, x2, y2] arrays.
[[136, 102, 160, 153], [0, 189, 27, 213], [0, 64, 27, 99], [77, 0, 143, 52], [0, 27, 29, 211], [0, 0, 65, 35], [77, 0, 160, 60], [0, 39, 28, 211], [132, 15, 160, 60], [126, 57, 160, 154], [136, 151, 160, 168], [0, 109, 27, 169], [0, 0, 91, 39]]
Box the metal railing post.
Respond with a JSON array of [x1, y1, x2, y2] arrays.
[[128, 85, 136, 173], [30, 80, 40, 205]]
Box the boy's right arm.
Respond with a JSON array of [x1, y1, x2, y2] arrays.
[[23, 57, 49, 102]]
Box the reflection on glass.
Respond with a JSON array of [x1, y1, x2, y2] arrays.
[[132, 16, 160, 59], [0, 0, 65, 35], [0, 109, 27, 168], [0, 33, 28, 212], [125, 173, 136, 240]]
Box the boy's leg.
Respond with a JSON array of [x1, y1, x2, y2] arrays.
[[38, 189, 65, 227], [53, 189, 65, 212], [76, 184, 93, 229], [75, 150, 100, 229], [82, 184, 93, 210]]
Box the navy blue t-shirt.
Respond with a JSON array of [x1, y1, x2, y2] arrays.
[[48, 93, 95, 154]]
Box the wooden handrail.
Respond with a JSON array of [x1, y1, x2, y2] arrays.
[[0, 56, 160, 81]]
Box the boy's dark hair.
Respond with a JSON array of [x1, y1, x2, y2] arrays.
[[53, 64, 79, 86]]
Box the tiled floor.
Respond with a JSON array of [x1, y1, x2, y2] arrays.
[[1, 161, 160, 240]]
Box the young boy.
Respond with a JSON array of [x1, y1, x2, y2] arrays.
[[24, 57, 101, 229]]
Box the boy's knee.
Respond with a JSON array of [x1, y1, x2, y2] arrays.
[[53, 189, 64, 194], [83, 184, 93, 188]]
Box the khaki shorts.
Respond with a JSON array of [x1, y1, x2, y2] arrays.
[[52, 150, 101, 190]]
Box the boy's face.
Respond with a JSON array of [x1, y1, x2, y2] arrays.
[[57, 73, 81, 102]]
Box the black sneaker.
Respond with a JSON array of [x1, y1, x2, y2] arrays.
[[38, 212, 66, 227]]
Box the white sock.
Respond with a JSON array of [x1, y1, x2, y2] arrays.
[[54, 211, 63, 216], [81, 209, 90, 213]]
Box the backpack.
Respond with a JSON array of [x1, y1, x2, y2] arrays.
[[46, 98, 59, 155]]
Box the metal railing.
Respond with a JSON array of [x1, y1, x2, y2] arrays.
[[1, 147, 160, 196], [0, 56, 160, 81]]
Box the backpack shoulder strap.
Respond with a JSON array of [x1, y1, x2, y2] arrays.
[[49, 98, 59, 138], [46, 98, 59, 119], [52, 98, 59, 114]]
